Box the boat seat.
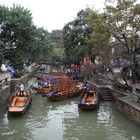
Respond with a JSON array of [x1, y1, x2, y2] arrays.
[[86, 96, 93, 102], [15, 97, 27, 107], [16, 92, 20, 96], [18, 91, 28, 97], [11, 98, 16, 107]]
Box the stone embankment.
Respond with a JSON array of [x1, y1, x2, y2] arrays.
[[0, 65, 39, 105], [0, 72, 11, 104], [88, 75, 140, 126]]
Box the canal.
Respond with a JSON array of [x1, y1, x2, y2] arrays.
[[0, 76, 140, 140]]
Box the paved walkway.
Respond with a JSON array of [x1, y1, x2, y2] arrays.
[[0, 72, 11, 81]]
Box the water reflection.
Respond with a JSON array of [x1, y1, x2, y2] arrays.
[[2, 111, 9, 126], [0, 77, 140, 140]]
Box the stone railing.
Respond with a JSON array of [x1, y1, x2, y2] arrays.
[[0, 76, 11, 90], [0, 75, 11, 104]]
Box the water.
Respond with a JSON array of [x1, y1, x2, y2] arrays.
[[0, 78, 140, 140]]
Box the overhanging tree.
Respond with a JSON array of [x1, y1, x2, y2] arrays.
[[105, 0, 140, 83]]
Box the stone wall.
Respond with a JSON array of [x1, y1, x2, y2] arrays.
[[0, 76, 11, 104], [0, 65, 39, 105], [88, 80, 140, 126], [116, 97, 140, 126], [0, 85, 10, 104], [10, 65, 39, 93], [10, 73, 31, 93]]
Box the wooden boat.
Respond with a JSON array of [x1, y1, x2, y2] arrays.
[[8, 90, 32, 115], [78, 89, 99, 110], [34, 72, 84, 100], [43, 78, 84, 101], [30, 85, 52, 94], [44, 86, 82, 101]]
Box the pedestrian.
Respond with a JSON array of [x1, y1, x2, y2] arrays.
[[19, 82, 25, 95]]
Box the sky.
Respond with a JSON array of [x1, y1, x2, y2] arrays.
[[0, 0, 108, 32]]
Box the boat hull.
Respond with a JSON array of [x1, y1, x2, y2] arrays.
[[78, 103, 98, 110], [46, 90, 82, 101], [78, 90, 99, 110], [8, 92, 32, 115]]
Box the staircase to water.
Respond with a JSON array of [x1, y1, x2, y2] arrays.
[[97, 87, 114, 101]]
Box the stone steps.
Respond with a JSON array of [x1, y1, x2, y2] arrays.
[[97, 87, 114, 101]]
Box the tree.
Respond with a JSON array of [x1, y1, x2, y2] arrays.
[[27, 27, 53, 62], [105, 0, 140, 83], [85, 8, 111, 65], [0, 5, 9, 65], [50, 48, 66, 63], [50, 30, 64, 48], [63, 9, 92, 65], [0, 41, 5, 65], [0, 4, 34, 70]]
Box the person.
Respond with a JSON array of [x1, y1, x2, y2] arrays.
[[19, 82, 25, 95], [83, 84, 87, 91], [86, 82, 92, 93]]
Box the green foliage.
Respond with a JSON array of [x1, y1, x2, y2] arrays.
[[63, 0, 139, 67], [0, 41, 5, 65], [50, 30, 64, 48], [63, 9, 92, 64], [0, 4, 53, 71], [85, 9, 111, 62], [0, 4, 34, 70], [50, 47, 65, 62], [105, 0, 140, 55], [5, 48, 24, 70], [63, 8, 112, 65], [105, 0, 140, 83], [27, 27, 53, 61]]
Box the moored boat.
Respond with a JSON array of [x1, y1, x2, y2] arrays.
[[34, 72, 84, 100], [44, 88, 82, 101], [8, 90, 32, 115], [78, 88, 99, 110], [30, 85, 52, 94]]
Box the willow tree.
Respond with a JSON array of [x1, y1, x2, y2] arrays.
[[105, 0, 140, 82]]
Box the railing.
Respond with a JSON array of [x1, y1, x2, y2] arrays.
[[0, 76, 11, 90]]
